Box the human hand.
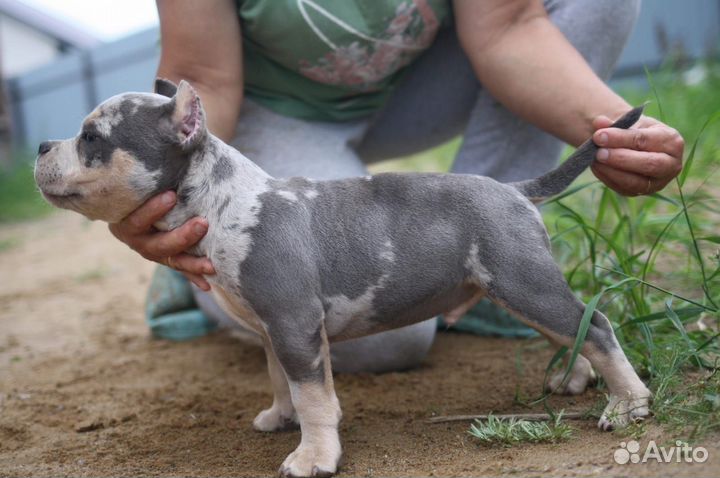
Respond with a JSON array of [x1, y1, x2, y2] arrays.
[[108, 191, 215, 291], [590, 114, 684, 196]]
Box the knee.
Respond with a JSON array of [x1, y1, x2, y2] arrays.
[[596, 0, 641, 38], [551, 0, 640, 38], [547, 0, 641, 79]]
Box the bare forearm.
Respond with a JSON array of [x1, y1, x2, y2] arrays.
[[456, 2, 630, 146], [156, 0, 243, 142]]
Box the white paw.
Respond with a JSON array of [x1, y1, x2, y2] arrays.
[[598, 389, 651, 431], [252, 405, 298, 432], [279, 442, 341, 478], [546, 358, 597, 395]]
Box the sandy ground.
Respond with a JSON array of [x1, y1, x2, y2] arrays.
[[0, 211, 718, 477]]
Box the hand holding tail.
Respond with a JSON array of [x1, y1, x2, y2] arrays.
[[511, 105, 672, 202], [591, 114, 684, 196]]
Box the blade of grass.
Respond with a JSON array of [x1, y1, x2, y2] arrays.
[[675, 177, 718, 309], [597, 266, 717, 312], [644, 66, 665, 122], [665, 299, 702, 367], [678, 110, 720, 187], [617, 306, 706, 329]]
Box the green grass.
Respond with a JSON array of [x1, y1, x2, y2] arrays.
[[540, 66, 720, 440], [469, 413, 573, 446], [74, 266, 110, 284], [0, 237, 20, 253], [0, 154, 54, 223], [374, 63, 720, 442]]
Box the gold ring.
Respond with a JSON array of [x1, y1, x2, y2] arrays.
[[645, 178, 653, 195], [166, 256, 175, 269]]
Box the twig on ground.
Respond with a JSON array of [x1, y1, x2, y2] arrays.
[[426, 412, 585, 424]]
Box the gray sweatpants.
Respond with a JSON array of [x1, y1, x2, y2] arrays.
[[193, 0, 641, 373]]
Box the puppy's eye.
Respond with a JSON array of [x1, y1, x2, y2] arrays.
[[81, 132, 97, 143]]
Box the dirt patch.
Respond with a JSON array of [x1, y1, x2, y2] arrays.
[[1, 212, 717, 477]]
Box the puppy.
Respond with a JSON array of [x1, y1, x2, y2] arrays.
[[35, 79, 650, 477]]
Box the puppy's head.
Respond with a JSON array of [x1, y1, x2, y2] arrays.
[[34, 78, 206, 223]]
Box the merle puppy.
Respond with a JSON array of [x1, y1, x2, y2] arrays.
[[35, 79, 650, 477]]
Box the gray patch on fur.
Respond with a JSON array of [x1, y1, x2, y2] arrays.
[[217, 195, 231, 217], [211, 155, 235, 184]]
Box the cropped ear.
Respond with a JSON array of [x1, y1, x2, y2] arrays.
[[154, 78, 178, 98], [166, 80, 206, 149]]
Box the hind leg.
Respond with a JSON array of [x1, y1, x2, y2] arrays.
[[487, 251, 650, 430], [253, 337, 299, 432], [545, 348, 597, 396]]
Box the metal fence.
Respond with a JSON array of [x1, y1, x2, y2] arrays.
[[7, 28, 160, 151], [6, 0, 720, 151]]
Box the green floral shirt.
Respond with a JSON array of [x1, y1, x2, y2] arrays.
[[239, 0, 450, 121]]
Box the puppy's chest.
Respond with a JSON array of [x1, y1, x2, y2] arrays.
[[203, 228, 254, 286], [183, 186, 267, 282]]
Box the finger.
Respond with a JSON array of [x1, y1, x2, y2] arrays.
[[591, 163, 631, 196], [145, 218, 209, 258], [592, 115, 613, 130], [595, 148, 681, 179], [182, 272, 211, 291], [594, 124, 683, 155], [591, 163, 655, 196], [167, 253, 215, 275], [122, 191, 177, 235]]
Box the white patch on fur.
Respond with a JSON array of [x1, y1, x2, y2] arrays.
[[324, 274, 389, 338], [277, 190, 299, 202], [303, 189, 319, 199], [126, 96, 143, 115], [282, 381, 341, 477], [583, 345, 651, 430], [379, 240, 395, 262], [465, 243, 492, 286], [87, 96, 126, 137], [128, 166, 162, 197]]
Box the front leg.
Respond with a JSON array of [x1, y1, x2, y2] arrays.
[[253, 337, 299, 432], [268, 318, 342, 477]]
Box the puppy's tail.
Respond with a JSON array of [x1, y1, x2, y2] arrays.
[[510, 105, 645, 202]]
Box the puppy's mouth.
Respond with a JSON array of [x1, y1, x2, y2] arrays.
[[41, 190, 83, 205]]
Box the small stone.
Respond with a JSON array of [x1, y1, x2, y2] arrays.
[[120, 413, 136, 423], [75, 419, 104, 433]]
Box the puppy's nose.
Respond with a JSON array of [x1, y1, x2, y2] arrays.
[[38, 141, 54, 155]]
